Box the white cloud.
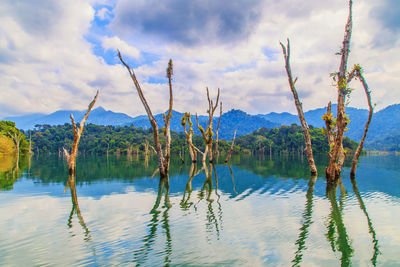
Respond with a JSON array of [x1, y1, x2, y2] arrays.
[[102, 36, 140, 59], [0, 0, 399, 119]]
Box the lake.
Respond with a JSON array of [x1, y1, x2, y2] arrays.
[[1, 153, 399, 266]]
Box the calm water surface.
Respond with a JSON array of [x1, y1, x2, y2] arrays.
[[0, 154, 399, 266]]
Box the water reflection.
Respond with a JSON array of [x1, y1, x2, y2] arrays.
[[181, 163, 202, 210], [0, 154, 395, 265], [292, 173, 382, 266], [350, 177, 381, 266], [292, 175, 317, 266], [0, 154, 28, 191], [133, 176, 172, 266], [65, 174, 91, 242], [326, 179, 353, 266]]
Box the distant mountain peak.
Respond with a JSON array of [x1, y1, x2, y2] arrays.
[[94, 106, 106, 112], [224, 109, 247, 116]]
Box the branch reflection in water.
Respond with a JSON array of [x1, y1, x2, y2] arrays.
[[292, 175, 381, 266], [292, 175, 317, 266], [195, 163, 223, 240], [350, 177, 381, 266], [65, 174, 91, 242], [133, 176, 172, 266]]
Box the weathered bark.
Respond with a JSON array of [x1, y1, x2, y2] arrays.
[[225, 128, 237, 163], [63, 90, 98, 175], [350, 68, 373, 177], [326, 0, 353, 182], [280, 39, 317, 175], [181, 113, 198, 162], [196, 88, 220, 163], [119, 51, 173, 178]]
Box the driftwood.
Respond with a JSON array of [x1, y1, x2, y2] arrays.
[[119, 51, 173, 178], [63, 90, 99, 175], [280, 39, 317, 175]]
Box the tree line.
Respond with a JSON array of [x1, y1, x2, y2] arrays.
[[18, 122, 358, 157]]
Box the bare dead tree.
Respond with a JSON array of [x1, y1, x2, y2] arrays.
[[350, 66, 374, 177], [119, 51, 173, 178], [7, 131, 24, 164], [280, 39, 318, 175], [196, 87, 220, 163], [324, 0, 354, 182], [212, 103, 223, 161], [281, 0, 372, 182], [225, 128, 237, 163], [63, 90, 99, 175], [181, 112, 198, 162]]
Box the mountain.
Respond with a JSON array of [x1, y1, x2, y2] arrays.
[[258, 104, 400, 149], [126, 109, 279, 140], [257, 112, 298, 126], [219, 109, 279, 139], [4, 107, 134, 129], [4, 104, 400, 149]]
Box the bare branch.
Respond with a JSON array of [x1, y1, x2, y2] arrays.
[[280, 38, 317, 175], [351, 69, 373, 176], [78, 89, 99, 134], [225, 128, 237, 163], [70, 114, 77, 135]]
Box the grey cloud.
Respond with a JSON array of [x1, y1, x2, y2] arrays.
[[371, 0, 400, 47], [2, 0, 62, 36], [111, 0, 262, 46], [373, 0, 400, 33]]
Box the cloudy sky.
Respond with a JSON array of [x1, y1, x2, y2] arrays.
[[0, 0, 399, 118]]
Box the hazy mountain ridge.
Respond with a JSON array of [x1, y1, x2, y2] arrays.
[[4, 104, 400, 149]]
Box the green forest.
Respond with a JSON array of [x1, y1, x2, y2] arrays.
[[14, 122, 358, 156]]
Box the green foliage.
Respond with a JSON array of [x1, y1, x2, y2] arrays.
[[234, 124, 357, 154], [0, 121, 29, 154], [28, 123, 359, 156]]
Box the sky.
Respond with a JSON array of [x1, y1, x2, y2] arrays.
[[0, 0, 399, 118]]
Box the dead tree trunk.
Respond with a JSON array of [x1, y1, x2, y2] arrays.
[[63, 90, 99, 175], [225, 128, 237, 163], [196, 87, 220, 163], [8, 131, 23, 162], [350, 67, 373, 177], [212, 103, 222, 161], [181, 113, 198, 162], [325, 0, 353, 183], [119, 52, 173, 178], [280, 39, 318, 175]]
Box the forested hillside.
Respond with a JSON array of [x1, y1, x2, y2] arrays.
[[28, 123, 357, 156]]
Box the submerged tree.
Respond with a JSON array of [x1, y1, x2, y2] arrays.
[[196, 87, 221, 163], [281, 0, 373, 182], [63, 90, 99, 175], [181, 113, 198, 162], [119, 52, 173, 178], [280, 40, 317, 176], [349, 66, 374, 177]]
